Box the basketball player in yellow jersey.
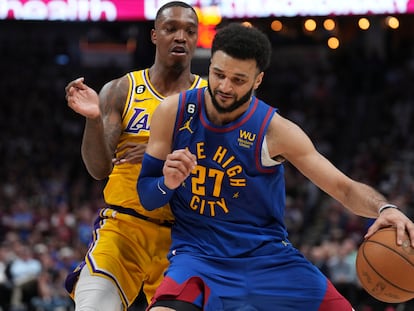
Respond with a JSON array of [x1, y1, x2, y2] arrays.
[[64, 2, 207, 311]]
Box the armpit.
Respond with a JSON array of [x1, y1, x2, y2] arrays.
[[261, 137, 285, 166]]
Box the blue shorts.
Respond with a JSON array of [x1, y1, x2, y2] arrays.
[[149, 244, 352, 311]]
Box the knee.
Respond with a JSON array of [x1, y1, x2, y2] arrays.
[[74, 273, 122, 311]]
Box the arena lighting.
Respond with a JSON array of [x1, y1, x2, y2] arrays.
[[386, 16, 400, 28], [358, 17, 371, 30], [304, 19, 317, 32], [327, 36, 340, 49], [241, 21, 253, 27], [323, 19, 336, 31], [196, 5, 221, 25], [271, 20, 283, 32], [1, 0, 414, 21], [193, 6, 221, 49]]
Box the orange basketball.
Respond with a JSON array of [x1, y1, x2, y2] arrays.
[[356, 226, 414, 303]]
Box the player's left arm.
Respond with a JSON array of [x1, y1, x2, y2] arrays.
[[266, 113, 414, 246]]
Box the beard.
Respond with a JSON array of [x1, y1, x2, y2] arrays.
[[207, 82, 253, 114]]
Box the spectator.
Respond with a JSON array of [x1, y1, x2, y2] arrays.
[[8, 242, 42, 310]]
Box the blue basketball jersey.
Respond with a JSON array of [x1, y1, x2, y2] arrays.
[[148, 88, 353, 311], [170, 87, 289, 258]]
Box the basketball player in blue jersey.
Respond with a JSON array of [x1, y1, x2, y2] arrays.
[[64, 2, 206, 311], [138, 23, 414, 311]]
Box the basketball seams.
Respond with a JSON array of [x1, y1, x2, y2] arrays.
[[361, 240, 414, 293], [365, 239, 414, 269], [356, 227, 414, 303]]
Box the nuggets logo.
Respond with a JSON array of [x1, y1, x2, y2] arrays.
[[189, 142, 246, 216], [238, 129, 256, 148]]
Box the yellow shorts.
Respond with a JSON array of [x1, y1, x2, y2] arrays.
[[66, 206, 171, 309]]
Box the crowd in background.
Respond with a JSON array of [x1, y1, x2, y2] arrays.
[[0, 18, 413, 311]]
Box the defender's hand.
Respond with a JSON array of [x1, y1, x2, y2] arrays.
[[66, 77, 100, 119]]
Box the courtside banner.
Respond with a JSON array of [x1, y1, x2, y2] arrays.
[[1, 0, 414, 21]]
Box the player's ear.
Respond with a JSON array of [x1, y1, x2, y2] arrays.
[[254, 72, 264, 90], [151, 29, 157, 45]]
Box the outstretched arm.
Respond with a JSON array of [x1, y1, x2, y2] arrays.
[[266, 113, 414, 246], [66, 76, 128, 180]]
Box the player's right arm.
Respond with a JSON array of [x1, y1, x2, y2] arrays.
[[137, 94, 196, 210], [66, 76, 127, 180]]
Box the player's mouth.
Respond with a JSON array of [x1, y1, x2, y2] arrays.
[[170, 45, 187, 56], [216, 91, 233, 101]]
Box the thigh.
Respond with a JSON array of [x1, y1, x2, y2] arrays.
[[148, 255, 224, 311], [74, 212, 170, 308], [229, 255, 351, 311], [156, 252, 346, 311], [317, 280, 354, 311]]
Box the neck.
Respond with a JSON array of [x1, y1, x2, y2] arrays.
[[148, 65, 194, 97]]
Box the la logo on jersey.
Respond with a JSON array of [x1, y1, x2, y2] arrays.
[[124, 84, 151, 134], [125, 107, 150, 133]]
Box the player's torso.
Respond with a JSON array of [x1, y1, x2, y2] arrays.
[[170, 88, 288, 256], [104, 70, 206, 220]]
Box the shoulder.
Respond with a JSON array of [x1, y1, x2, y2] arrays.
[[99, 74, 130, 112], [151, 93, 180, 124], [101, 74, 130, 94], [159, 93, 181, 112], [266, 113, 314, 161], [268, 112, 300, 134]]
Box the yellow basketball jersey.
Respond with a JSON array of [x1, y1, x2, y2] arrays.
[[103, 69, 207, 221]]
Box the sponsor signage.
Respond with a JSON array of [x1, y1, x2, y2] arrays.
[[1, 0, 413, 21]]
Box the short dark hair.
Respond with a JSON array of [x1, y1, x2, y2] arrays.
[[212, 23, 272, 72], [155, 1, 198, 23]]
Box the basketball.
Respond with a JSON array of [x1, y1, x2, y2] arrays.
[[356, 226, 414, 303]]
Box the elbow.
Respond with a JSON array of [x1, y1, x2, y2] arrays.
[[137, 179, 158, 211], [138, 197, 158, 211], [83, 162, 112, 180], [89, 171, 108, 181]]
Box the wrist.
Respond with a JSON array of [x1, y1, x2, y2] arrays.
[[378, 204, 399, 216], [138, 153, 175, 211], [157, 177, 175, 195]]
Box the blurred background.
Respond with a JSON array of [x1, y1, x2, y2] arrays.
[[0, 1, 413, 310]]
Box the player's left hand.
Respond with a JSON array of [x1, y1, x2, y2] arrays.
[[365, 208, 414, 247], [112, 142, 147, 165]]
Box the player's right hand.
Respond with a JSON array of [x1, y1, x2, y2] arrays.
[[163, 149, 197, 190], [113, 142, 147, 165], [65, 77, 100, 119]]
